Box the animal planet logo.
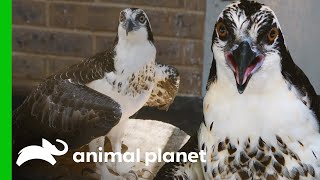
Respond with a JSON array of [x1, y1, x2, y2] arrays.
[[16, 138, 68, 166]]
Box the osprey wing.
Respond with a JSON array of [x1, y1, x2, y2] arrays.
[[52, 50, 116, 85], [145, 64, 180, 110], [13, 50, 121, 150]]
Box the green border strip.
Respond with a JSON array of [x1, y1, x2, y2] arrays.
[[0, 0, 12, 179]]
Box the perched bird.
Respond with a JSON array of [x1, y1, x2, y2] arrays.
[[156, 0, 320, 179], [13, 8, 180, 179]]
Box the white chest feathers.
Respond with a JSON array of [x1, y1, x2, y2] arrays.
[[86, 40, 156, 118], [114, 38, 156, 74], [199, 79, 320, 179]]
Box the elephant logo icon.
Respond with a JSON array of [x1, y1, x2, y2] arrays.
[[16, 138, 68, 166]]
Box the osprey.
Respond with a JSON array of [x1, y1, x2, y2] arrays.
[[13, 8, 180, 179], [156, 1, 320, 179]]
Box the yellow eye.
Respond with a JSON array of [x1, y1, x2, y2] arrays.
[[267, 27, 279, 43], [138, 15, 146, 23], [119, 12, 125, 22], [216, 22, 228, 40]]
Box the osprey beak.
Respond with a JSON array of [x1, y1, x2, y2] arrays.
[[125, 19, 135, 36], [225, 41, 265, 94]]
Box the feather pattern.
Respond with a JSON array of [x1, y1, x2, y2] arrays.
[[201, 1, 320, 179], [155, 135, 204, 180], [13, 49, 122, 150], [145, 64, 180, 110], [53, 50, 116, 85], [155, 1, 320, 179]]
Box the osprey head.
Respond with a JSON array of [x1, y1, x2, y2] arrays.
[[118, 8, 153, 43], [212, 0, 285, 94]]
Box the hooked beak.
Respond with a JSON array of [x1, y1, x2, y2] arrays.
[[125, 19, 135, 35], [225, 41, 265, 94]]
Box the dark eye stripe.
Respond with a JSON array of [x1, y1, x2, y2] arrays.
[[257, 23, 277, 42], [136, 13, 143, 18]]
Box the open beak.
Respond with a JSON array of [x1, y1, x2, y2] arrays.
[[225, 41, 265, 94], [125, 19, 135, 35]]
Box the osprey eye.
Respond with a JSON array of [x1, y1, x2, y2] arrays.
[[216, 22, 228, 40], [138, 15, 146, 23], [267, 27, 279, 43], [119, 12, 125, 22]]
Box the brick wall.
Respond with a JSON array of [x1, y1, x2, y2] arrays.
[[12, 0, 205, 96]]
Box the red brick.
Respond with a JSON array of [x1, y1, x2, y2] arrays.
[[50, 3, 121, 32], [13, 79, 40, 96], [182, 40, 203, 65], [13, 0, 46, 26], [155, 39, 203, 65], [13, 28, 93, 57], [184, 0, 206, 11], [95, 35, 117, 53], [50, 3, 204, 39], [145, 10, 204, 39], [155, 39, 182, 65], [13, 0, 206, 97], [176, 67, 202, 96], [170, 12, 204, 39], [12, 54, 47, 80], [99, 0, 185, 9], [47, 57, 82, 75]]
